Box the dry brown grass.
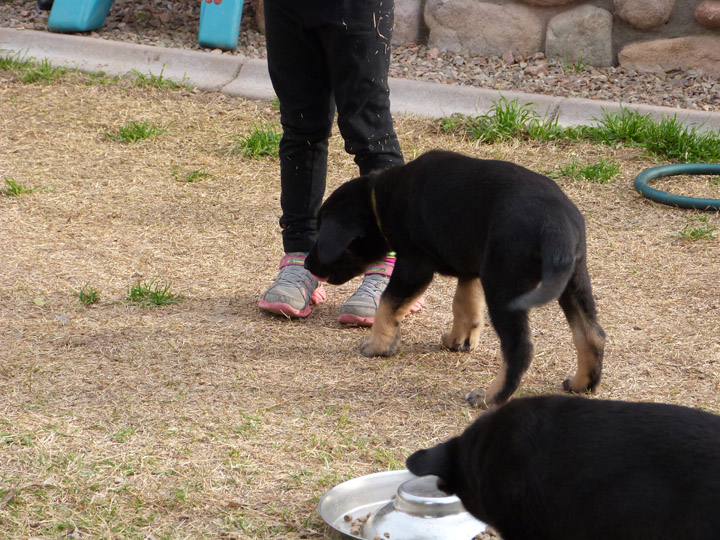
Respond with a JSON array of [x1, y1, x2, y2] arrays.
[[1, 69, 719, 539]]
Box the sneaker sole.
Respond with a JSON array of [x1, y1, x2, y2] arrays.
[[337, 312, 374, 326], [258, 285, 327, 318], [337, 296, 425, 326]]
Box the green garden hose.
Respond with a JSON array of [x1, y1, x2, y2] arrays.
[[634, 163, 720, 211]]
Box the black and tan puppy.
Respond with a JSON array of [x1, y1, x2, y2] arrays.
[[406, 395, 720, 540], [305, 149, 605, 407]]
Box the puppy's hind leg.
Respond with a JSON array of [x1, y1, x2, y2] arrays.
[[442, 277, 485, 352], [466, 305, 533, 408], [359, 260, 433, 357], [558, 262, 605, 394]]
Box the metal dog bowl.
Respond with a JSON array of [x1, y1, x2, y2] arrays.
[[318, 470, 487, 539]]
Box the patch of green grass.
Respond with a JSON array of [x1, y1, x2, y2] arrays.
[[581, 107, 653, 146], [676, 215, 717, 240], [170, 487, 187, 503], [131, 67, 191, 90], [562, 57, 587, 73], [236, 412, 263, 438], [1, 177, 36, 196], [467, 96, 543, 143], [525, 116, 568, 142], [642, 116, 720, 163], [442, 96, 566, 143], [230, 121, 283, 157], [572, 108, 720, 162], [548, 158, 620, 183], [111, 425, 137, 443], [20, 58, 67, 84], [72, 282, 101, 306], [1, 430, 34, 447], [372, 447, 405, 470], [126, 277, 183, 306], [85, 70, 120, 86], [105, 120, 173, 143], [225, 449, 254, 472], [0, 54, 66, 83], [171, 166, 214, 183], [0, 53, 28, 71], [439, 114, 463, 134], [442, 101, 720, 163], [580, 109, 720, 162]]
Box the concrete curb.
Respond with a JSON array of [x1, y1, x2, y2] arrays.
[[3, 27, 720, 131]]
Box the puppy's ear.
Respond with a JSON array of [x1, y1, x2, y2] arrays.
[[316, 217, 363, 265], [406, 439, 457, 480]]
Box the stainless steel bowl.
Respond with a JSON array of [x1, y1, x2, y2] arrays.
[[318, 470, 487, 540]]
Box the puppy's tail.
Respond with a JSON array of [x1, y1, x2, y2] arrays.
[[507, 242, 576, 312]]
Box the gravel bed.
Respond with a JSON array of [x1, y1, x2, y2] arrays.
[[3, 0, 720, 114]]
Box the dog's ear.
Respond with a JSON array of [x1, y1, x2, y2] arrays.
[[406, 438, 457, 481], [316, 216, 363, 265]]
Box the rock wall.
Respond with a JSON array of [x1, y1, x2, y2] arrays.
[[397, 0, 720, 74], [253, 0, 720, 75]]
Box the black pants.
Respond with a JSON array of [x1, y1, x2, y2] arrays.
[[264, 0, 404, 253]]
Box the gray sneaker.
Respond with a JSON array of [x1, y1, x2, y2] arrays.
[[259, 253, 326, 318], [338, 272, 389, 326]]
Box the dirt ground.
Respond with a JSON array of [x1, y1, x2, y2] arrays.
[[1, 71, 719, 539]]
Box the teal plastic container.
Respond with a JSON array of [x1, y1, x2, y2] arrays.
[[48, 0, 115, 33], [198, 0, 244, 51]]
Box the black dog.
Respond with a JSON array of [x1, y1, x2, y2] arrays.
[[305, 149, 605, 407], [406, 395, 720, 540]]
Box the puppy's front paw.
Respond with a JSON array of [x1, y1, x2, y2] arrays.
[[442, 332, 475, 352], [359, 335, 398, 357], [562, 375, 597, 394], [465, 389, 490, 409]]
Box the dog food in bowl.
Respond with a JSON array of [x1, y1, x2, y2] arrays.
[[318, 470, 487, 540]]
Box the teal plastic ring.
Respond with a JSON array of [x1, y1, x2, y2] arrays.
[[634, 163, 720, 211]]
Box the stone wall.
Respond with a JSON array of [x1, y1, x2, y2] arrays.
[[253, 0, 720, 74], [393, 0, 720, 74]]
